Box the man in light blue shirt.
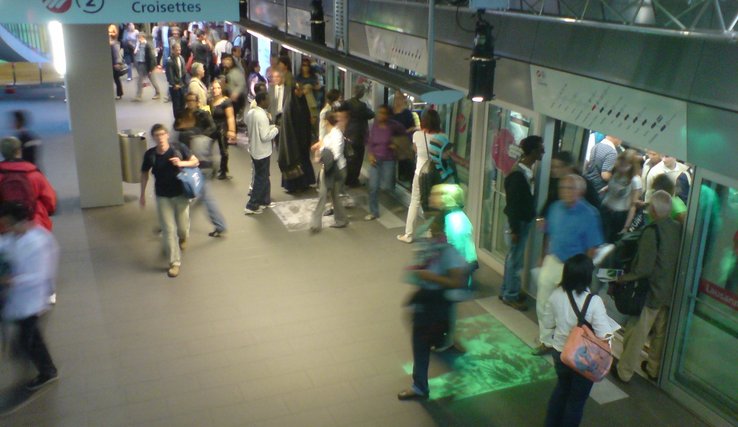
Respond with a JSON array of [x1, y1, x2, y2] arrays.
[[535, 174, 603, 355]]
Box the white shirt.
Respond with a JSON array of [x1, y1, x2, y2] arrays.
[[412, 130, 431, 175], [644, 160, 690, 201], [274, 85, 284, 114], [318, 104, 331, 141], [322, 127, 346, 170], [541, 287, 620, 352], [213, 39, 232, 65], [246, 106, 279, 160]]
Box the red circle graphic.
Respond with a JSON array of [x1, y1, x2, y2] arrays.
[[44, 0, 73, 13]]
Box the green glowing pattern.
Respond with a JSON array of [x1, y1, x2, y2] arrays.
[[404, 314, 556, 401]]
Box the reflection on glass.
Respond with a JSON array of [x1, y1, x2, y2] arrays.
[[450, 99, 474, 191], [676, 181, 738, 420]]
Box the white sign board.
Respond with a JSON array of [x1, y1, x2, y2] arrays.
[[1, 0, 238, 24], [365, 26, 428, 75], [530, 65, 688, 159]]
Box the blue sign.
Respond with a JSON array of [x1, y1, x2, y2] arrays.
[[1, 0, 239, 24]]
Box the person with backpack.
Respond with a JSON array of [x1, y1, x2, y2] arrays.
[[612, 190, 681, 383], [0, 137, 56, 231], [542, 254, 618, 427]]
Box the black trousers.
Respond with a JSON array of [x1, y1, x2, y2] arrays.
[[345, 142, 365, 186], [113, 71, 123, 97], [169, 86, 186, 118], [18, 315, 57, 377], [215, 130, 229, 175]]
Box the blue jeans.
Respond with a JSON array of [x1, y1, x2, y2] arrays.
[[368, 159, 396, 217], [502, 220, 531, 301], [246, 156, 271, 210], [545, 351, 594, 427], [156, 195, 189, 266], [195, 181, 226, 232]]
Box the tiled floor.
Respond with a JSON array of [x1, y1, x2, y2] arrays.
[[0, 79, 710, 426]]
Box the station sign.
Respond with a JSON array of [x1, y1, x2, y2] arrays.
[[0, 0, 239, 24]]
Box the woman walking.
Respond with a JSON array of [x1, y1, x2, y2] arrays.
[[209, 78, 236, 180]]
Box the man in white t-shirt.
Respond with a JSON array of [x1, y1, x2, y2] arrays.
[[644, 155, 690, 201], [244, 93, 279, 215]]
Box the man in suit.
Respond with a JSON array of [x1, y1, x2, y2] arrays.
[[165, 43, 188, 118], [267, 70, 286, 127]]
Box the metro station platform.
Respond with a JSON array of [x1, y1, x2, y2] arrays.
[[0, 82, 708, 426]]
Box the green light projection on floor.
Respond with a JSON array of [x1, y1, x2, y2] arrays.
[[404, 314, 557, 401]]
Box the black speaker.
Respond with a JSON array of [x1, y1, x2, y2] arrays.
[[310, 0, 326, 45], [468, 17, 495, 102]]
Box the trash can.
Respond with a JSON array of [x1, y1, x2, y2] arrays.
[[119, 129, 147, 183]]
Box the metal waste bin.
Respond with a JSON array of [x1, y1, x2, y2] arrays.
[[119, 129, 147, 183]]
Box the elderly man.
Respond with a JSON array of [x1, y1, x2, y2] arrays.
[[613, 190, 682, 383], [535, 174, 604, 355]]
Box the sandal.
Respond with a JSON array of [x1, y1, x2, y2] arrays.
[[397, 388, 428, 401], [208, 230, 225, 238]]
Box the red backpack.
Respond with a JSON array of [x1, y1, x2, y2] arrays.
[[0, 169, 36, 219]]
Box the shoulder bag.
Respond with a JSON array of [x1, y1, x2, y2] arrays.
[[172, 145, 204, 199], [560, 291, 613, 382]]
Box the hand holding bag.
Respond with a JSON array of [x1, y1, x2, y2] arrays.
[[172, 147, 204, 199], [560, 291, 613, 382]]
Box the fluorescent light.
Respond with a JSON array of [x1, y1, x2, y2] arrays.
[[282, 44, 304, 55], [472, 96, 485, 103], [48, 21, 66, 76], [246, 29, 271, 43], [338, 66, 347, 72]]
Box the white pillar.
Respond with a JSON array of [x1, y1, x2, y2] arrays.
[[63, 24, 123, 208]]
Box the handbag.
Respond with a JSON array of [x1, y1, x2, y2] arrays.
[[171, 146, 204, 199], [281, 164, 304, 180], [560, 291, 613, 382], [390, 134, 414, 161], [114, 63, 129, 77]]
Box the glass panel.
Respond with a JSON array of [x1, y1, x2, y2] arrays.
[[479, 106, 534, 259], [675, 181, 738, 420], [449, 99, 475, 190]]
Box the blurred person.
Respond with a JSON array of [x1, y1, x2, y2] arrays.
[[649, 174, 687, 224], [209, 78, 237, 180], [191, 30, 213, 85], [392, 91, 417, 184], [397, 109, 442, 244], [122, 23, 138, 81], [231, 46, 248, 72], [343, 84, 375, 187], [501, 136, 544, 311], [246, 61, 267, 104], [173, 110, 226, 237], [0, 202, 60, 391], [319, 89, 342, 141], [302, 83, 320, 138], [535, 174, 604, 355], [156, 22, 171, 67], [542, 254, 619, 427], [365, 104, 405, 221], [641, 150, 661, 191], [267, 70, 287, 126], [278, 84, 316, 193], [140, 124, 199, 278], [540, 151, 600, 219], [277, 55, 294, 88], [221, 55, 246, 125], [0, 137, 56, 231], [397, 211, 469, 401], [187, 62, 208, 110], [583, 135, 621, 195], [213, 32, 233, 75], [310, 109, 349, 231], [109, 24, 125, 100], [644, 154, 690, 201], [613, 190, 681, 383], [295, 59, 320, 94], [11, 110, 42, 167], [133, 31, 161, 102], [249, 82, 267, 109], [165, 43, 188, 118], [266, 54, 279, 85], [179, 93, 217, 139], [599, 150, 643, 243], [244, 92, 279, 215]]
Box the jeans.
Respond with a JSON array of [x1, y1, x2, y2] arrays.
[[368, 159, 396, 217], [545, 351, 594, 427], [156, 195, 190, 266], [169, 86, 186, 117], [124, 53, 133, 79], [312, 168, 348, 229], [18, 315, 57, 377], [246, 156, 271, 210], [502, 221, 531, 301], [194, 181, 226, 232], [135, 62, 160, 98], [404, 173, 424, 236]]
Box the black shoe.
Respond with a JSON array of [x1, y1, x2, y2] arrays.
[[26, 373, 59, 391], [641, 361, 658, 381], [532, 344, 555, 356], [502, 298, 528, 311], [217, 173, 231, 180], [208, 229, 225, 238]]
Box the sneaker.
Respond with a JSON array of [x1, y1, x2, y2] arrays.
[[502, 298, 528, 311], [167, 264, 180, 278], [364, 214, 377, 221], [262, 202, 277, 208], [397, 234, 413, 243], [152, 95, 161, 100], [26, 373, 59, 391], [126, 77, 132, 81], [244, 207, 264, 215], [178, 239, 187, 251], [330, 222, 348, 229]]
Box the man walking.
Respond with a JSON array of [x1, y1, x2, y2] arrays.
[[133, 32, 161, 101], [613, 190, 681, 383], [140, 124, 199, 277], [501, 135, 544, 311], [165, 43, 188, 117], [244, 92, 279, 215]]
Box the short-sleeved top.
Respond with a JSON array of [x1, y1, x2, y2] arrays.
[[410, 243, 467, 318], [427, 133, 455, 181], [211, 98, 233, 131], [584, 141, 617, 193], [602, 175, 642, 212], [141, 143, 192, 198], [546, 200, 604, 261]]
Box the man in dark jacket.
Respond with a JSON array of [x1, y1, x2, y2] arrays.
[[343, 84, 375, 187], [613, 190, 681, 383], [501, 136, 544, 311], [165, 43, 188, 117]]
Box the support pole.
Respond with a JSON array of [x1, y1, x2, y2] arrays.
[[427, 0, 435, 84]]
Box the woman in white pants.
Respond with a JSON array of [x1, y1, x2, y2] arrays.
[[398, 109, 443, 243]]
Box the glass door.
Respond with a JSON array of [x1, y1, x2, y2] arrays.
[[666, 174, 738, 424]]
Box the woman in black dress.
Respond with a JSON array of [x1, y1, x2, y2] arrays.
[[278, 84, 316, 193], [209, 77, 236, 180]]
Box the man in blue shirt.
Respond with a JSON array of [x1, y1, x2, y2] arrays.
[[535, 174, 603, 355]]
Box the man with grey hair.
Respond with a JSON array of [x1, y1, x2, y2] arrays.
[[343, 84, 375, 187], [0, 137, 56, 231], [613, 190, 682, 383], [534, 174, 603, 355]]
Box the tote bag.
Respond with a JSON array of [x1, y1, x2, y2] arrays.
[[560, 291, 613, 382]]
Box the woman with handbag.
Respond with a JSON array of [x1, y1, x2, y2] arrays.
[[542, 254, 619, 427], [108, 25, 125, 100], [397, 109, 443, 243]]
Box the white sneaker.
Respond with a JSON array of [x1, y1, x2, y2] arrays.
[[397, 234, 413, 243], [49, 293, 57, 305], [244, 207, 264, 215], [364, 214, 377, 221], [262, 202, 277, 208]]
